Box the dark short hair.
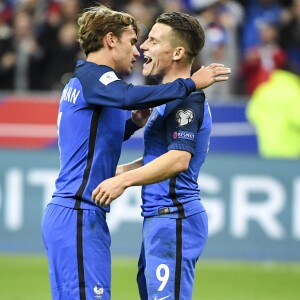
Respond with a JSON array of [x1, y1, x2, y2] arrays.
[[78, 5, 139, 55], [156, 12, 205, 63]]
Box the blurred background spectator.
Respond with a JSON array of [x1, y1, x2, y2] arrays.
[[246, 68, 300, 158], [240, 20, 287, 95], [0, 9, 44, 90], [0, 0, 298, 100], [279, 0, 300, 75], [192, 0, 244, 100], [241, 0, 283, 53]]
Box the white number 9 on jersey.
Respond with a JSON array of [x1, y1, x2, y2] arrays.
[[156, 264, 170, 291]]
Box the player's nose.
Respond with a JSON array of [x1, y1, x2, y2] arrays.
[[133, 46, 140, 57], [140, 40, 148, 51]]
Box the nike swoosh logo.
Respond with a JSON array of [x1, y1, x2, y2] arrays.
[[154, 295, 171, 300]]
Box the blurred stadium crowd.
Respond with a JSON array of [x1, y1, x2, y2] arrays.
[[0, 0, 299, 99]]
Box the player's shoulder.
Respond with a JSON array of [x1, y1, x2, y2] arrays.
[[186, 90, 206, 102], [75, 60, 119, 83]]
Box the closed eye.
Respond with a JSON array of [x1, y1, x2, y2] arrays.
[[149, 37, 157, 44]]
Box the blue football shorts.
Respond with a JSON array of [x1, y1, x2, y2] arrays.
[[137, 211, 208, 300], [41, 203, 111, 300]]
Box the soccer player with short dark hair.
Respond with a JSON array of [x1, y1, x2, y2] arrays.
[[93, 11, 223, 300]]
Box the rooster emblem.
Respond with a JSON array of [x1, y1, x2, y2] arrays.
[[93, 284, 104, 299]]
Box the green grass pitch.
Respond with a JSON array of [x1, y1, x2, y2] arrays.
[[0, 255, 299, 300]]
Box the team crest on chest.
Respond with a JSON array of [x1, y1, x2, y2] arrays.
[[175, 109, 195, 126]]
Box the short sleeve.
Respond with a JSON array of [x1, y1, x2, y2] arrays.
[[166, 93, 205, 156]]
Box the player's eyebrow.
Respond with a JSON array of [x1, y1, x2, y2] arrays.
[[149, 36, 159, 42]]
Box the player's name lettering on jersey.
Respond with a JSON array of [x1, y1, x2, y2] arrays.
[[60, 86, 80, 104]]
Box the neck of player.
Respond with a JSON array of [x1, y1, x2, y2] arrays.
[[161, 66, 191, 84]]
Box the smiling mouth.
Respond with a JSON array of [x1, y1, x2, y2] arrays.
[[144, 55, 152, 65]]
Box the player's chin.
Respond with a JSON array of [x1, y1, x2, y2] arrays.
[[142, 67, 152, 77], [122, 67, 133, 76]]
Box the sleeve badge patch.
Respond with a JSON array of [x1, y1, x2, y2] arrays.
[[175, 109, 195, 126], [99, 71, 120, 86]]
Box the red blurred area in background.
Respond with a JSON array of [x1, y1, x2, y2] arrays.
[[0, 96, 59, 149]]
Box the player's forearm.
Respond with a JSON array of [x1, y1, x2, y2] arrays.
[[120, 78, 195, 109], [120, 150, 191, 187], [116, 157, 143, 176]]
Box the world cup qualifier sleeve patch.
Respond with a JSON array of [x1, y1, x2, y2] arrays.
[[99, 71, 120, 86], [175, 108, 195, 127], [166, 103, 199, 148]]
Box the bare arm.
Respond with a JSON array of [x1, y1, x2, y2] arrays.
[[116, 157, 143, 176], [92, 150, 191, 206]]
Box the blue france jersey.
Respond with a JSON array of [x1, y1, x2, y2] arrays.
[[51, 60, 196, 211], [141, 91, 212, 218]]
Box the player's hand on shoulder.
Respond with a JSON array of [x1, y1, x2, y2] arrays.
[[191, 63, 231, 90]]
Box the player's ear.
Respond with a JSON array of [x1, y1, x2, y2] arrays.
[[105, 32, 119, 48], [173, 47, 185, 61]]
